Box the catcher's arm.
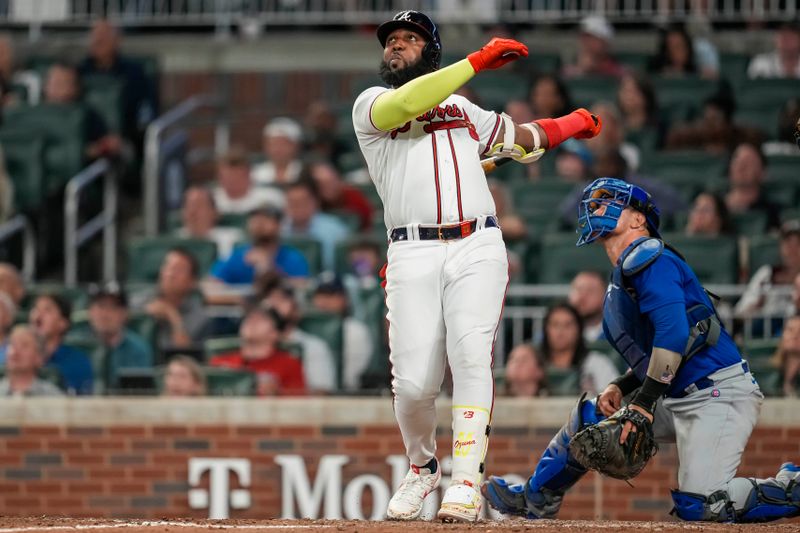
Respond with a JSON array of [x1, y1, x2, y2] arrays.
[[620, 347, 683, 444]]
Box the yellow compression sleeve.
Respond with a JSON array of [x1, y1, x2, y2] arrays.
[[371, 59, 476, 131]]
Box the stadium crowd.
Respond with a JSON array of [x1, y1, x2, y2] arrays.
[[0, 16, 797, 399]]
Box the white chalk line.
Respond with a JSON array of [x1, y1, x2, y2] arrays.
[[0, 521, 333, 532]]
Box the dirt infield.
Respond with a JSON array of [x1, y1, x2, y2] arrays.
[[0, 518, 798, 533]]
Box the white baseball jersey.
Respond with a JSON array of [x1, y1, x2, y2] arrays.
[[352, 86, 502, 229]]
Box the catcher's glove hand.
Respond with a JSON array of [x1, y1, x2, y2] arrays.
[[570, 406, 658, 480]]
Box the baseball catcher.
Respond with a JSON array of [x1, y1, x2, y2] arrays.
[[482, 178, 800, 523]]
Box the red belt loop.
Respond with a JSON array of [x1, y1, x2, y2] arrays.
[[459, 220, 472, 238]]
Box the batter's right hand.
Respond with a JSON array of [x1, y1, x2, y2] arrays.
[[597, 384, 623, 417], [467, 38, 528, 73]]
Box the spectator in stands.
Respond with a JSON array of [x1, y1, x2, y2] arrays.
[[0, 147, 13, 222], [0, 33, 39, 107], [210, 305, 305, 396], [765, 98, 800, 155], [772, 315, 800, 396], [213, 146, 285, 216], [665, 94, 764, 154], [306, 160, 373, 231], [162, 355, 206, 397], [0, 292, 16, 363], [0, 262, 24, 307], [251, 117, 304, 186], [178, 185, 244, 259], [303, 100, 348, 168], [648, 23, 698, 77], [310, 273, 373, 391], [584, 101, 640, 172], [142, 248, 210, 350], [487, 179, 526, 242], [282, 179, 350, 272], [0, 325, 63, 397], [209, 205, 309, 286], [78, 19, 157, 142], [562, 15, 625, 78], [792, 272, 800, 317], [44, 62, 122, 161], [540, 302, 618, 396], [528, 74, 572, 119], [554, 139, 594, 182], [29, 294, 92, 395], [735, 220, 800, 319], [345, 238, 383, 283], [503, 343, 547, 397], [724, 142, 781, 230], [685, 191, 735, 237], [748, 22, 800, 79], [87, 282, 153, 391], [616, 72, 663, 151], [504, 99, 535, 124], [568, 271, 607, 342], [261, 282, 336, 393]]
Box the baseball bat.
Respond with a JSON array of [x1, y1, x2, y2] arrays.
[[481, 156, 513, 175]]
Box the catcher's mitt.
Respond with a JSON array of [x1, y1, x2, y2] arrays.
[[570, 407, 658, 480]]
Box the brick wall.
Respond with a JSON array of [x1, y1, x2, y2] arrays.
[[0, 398, 797, 521]]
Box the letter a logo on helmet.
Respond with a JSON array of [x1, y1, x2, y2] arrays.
[[376, 11, 442, 70]]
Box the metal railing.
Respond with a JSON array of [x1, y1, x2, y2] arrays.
[[3, 0, 797, 28], [143, 94, 226, 237], [64, 159, 118, 287], [0, 214, 36, 281]]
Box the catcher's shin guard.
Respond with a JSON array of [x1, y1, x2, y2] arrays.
[[482, 393, 602, 518]]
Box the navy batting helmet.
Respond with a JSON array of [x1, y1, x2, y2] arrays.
[[377, 11, 442, 70]]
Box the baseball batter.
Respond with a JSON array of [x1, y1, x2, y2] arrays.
[[352, 10, 601, 523], [483, 178, 800, 523]]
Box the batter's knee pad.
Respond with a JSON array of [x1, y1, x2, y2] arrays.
[[670, 490, 735, 522], [523, 393, 604, 518]]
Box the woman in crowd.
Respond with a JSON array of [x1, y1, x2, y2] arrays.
[[539, 303, 619, 396], [685, 191, 735, 237], [162, 355, 207, 397], [617, 72, 663, 151], [771, 315, 800, 396]]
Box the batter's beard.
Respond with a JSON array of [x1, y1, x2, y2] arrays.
[[379, 56, 436, 88]]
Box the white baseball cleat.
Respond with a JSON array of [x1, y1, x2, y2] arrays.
[[437, 480, 482, 523], [386, 461, 441, 520]]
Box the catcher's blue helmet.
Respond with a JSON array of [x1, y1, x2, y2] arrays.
[[577, 177, 661, 246], [377, 11, 442, 70]]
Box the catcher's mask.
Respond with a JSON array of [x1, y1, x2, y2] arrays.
[[377, 10, 442, 70], [577, 177, 661, 246]]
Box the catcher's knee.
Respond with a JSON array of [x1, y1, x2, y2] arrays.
[[671, 490, 735, 522]]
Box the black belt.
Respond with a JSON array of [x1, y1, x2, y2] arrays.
[[672, 361, 750, 399], [389, 216, 499, 242]]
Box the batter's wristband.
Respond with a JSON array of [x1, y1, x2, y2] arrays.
[[630, 376, 669, 414], [610, 371, 642, 397], [532, 111, 586, 150]]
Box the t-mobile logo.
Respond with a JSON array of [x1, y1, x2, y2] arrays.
[[188, 458, 251, 519]]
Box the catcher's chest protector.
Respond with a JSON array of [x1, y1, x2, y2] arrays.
[[602, 239, 658, 382]]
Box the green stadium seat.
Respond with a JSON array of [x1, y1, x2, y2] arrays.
[[83, 75, 125, 134], [766, 154, 799, 181], [739, 79, 800, 112], [764, 180, 798, 209], [747, 234, 780, 275], [654, 77, 719, 120], [204, 336, 241, 361], [510, 180, 575, 213], [615, 52, 650, 72], [2, 104, 87, 194], [217, 212, 249, 230], [283, 236, 323, 276], [126, 237, 218, 283], [742, 338, 779, 364], [517, 208, 562, 233], [734, 106, 781, 139], [564, 77, 619, 108], [752, 368, 782, 397], [529, 53, 561, 74], [731, 210, 768, 237], [22, 284, 88, 314], [719, 53, 751, 93], [204, 367, 256, 396], [299, 310, 344, 388], [663, 234, 738, 284], [467, 72, 528, 110], [536, 232, 611, 284], [641, 151, 727, 200], [781, 207, 800, 224], [545, 367, 580, 396], [339, 151, 365, 173], [0, 130, 45, 213]]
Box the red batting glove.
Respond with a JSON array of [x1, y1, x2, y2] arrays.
[[467, 38, 529, 73], [533, 108, 602, 149]]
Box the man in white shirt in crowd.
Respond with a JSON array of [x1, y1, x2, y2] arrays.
[[179, 185, 245, 259], [251, 117, 305, 186], [213, 146, 284, 215], [748, 23, 800, 79]]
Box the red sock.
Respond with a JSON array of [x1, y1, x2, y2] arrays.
[[534, 111, 587, 149]]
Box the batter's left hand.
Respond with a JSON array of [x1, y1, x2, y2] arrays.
[[619, 404, 654, 444], [571, 108, 602, 139]]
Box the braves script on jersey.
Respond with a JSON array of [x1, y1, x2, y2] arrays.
[[353, 87, 502, 228]]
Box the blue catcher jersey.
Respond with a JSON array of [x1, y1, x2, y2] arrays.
[[603, 239, 742, 397]]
